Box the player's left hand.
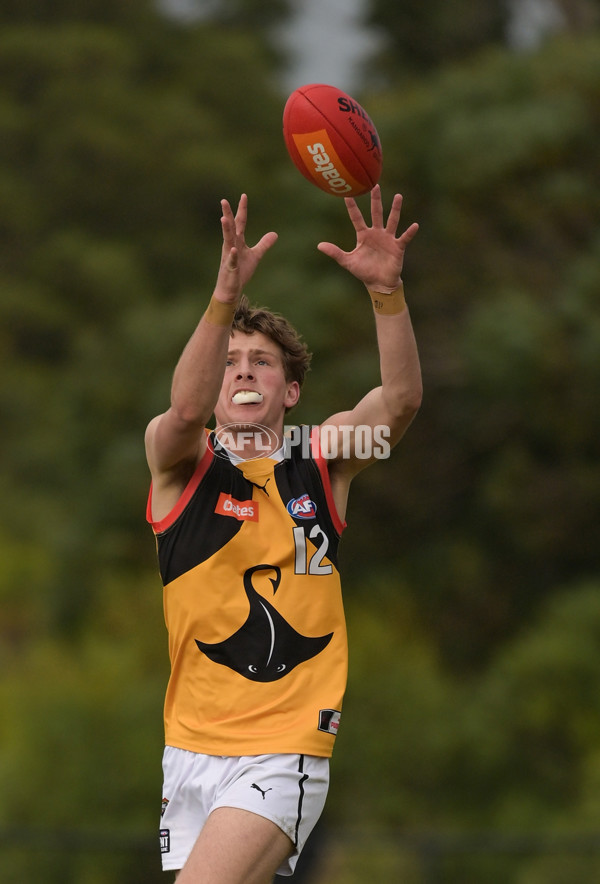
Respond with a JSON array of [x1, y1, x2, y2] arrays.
[[317, 185, 419, 293]]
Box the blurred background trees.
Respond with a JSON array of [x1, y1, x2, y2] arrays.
[[1, 0, 599, 881]]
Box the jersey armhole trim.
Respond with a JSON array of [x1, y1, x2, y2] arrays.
[[309, 426, 347, 536], [146, 435, 214, 534]]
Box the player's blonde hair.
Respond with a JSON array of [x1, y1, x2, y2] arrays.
[[232, 295, 312, 389]]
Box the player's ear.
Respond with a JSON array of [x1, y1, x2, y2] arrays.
[[284, 381, 300, 410]]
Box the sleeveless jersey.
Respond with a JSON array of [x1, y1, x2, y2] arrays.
[[146, 429, 348, 758]]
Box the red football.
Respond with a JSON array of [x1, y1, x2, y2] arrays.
[[283, 83, 383, 198]]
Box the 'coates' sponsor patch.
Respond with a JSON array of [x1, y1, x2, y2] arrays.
[[215, 492, 259, 522], [291, 129, 364, 196]]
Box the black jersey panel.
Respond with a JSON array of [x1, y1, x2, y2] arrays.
[[274, 447, 341, 569], [155, 456, 256, 585]]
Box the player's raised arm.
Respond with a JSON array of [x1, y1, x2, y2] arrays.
[[145, 194, 278, 485], [317, 185, 422, 476]]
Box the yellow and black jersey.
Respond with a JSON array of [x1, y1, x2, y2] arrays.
[[147, 429, 347, 758]]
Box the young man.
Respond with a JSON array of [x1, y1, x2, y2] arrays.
[[145, 185, 422, 883]]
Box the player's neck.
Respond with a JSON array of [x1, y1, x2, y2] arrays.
[[213, 421, 284, 461]]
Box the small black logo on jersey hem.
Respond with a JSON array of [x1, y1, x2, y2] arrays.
[[318, 709, 341, 735]]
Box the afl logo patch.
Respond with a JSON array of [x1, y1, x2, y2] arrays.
[[286, 493, 317, 519]]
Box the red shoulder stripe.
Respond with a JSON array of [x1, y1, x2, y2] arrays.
[[310, 426, 347, 536], [146, 439, 214, 534]]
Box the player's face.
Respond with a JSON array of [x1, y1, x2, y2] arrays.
[[214, 331, 299, 435]]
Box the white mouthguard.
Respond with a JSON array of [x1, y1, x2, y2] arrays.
[[232, 391, 263, 405]]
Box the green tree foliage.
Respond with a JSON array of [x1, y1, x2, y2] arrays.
[[1, 0, 600, 879], [0, 572, 166, 883], [0, 6, 287, 880], [182, 0, 291, 29], [0, 7, 284, 635], [316, 32, 600, 877], [366, 0, 508, 76], [354, 35, 600, 672]]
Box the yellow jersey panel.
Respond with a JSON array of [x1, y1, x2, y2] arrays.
[[148, 433, 347, 757]]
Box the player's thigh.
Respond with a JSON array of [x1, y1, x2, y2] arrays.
[[175, 805, 292, 884]]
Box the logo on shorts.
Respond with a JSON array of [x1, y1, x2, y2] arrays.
[[161, 797, 169, 817], [251, 783, 273, 800], [318, 709, 341, 735], [160, 828, 170, 853]]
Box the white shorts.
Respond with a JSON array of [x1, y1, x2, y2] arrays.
[[159, 746, 329, 877]]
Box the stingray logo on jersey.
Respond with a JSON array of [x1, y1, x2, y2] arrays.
[[213, 423, 281, 460], [286, 493, 317, 519]]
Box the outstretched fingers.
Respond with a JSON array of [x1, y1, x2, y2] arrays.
[[225, 246, 239, 272], [220, 199, 237, 250], [234, 192, 248, 236], [253, 230, 279, 260], [217, 194, 278, 291], [385, 193, 404, 234], [399, 221, 420, 246], [344, 186, 411, 239], [343, 196, 368, 232], [316, 240, 347, 264], [369, 183, 385, 228], [318, 185, 418, 287], [221, 194, 249, 245]]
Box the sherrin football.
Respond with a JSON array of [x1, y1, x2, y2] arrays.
[[283, 83, 382, 198]]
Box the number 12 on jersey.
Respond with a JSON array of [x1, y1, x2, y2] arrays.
[[293, 525, 333, 576]]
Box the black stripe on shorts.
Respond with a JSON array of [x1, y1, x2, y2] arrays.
[[294, 755, 309, 847]]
